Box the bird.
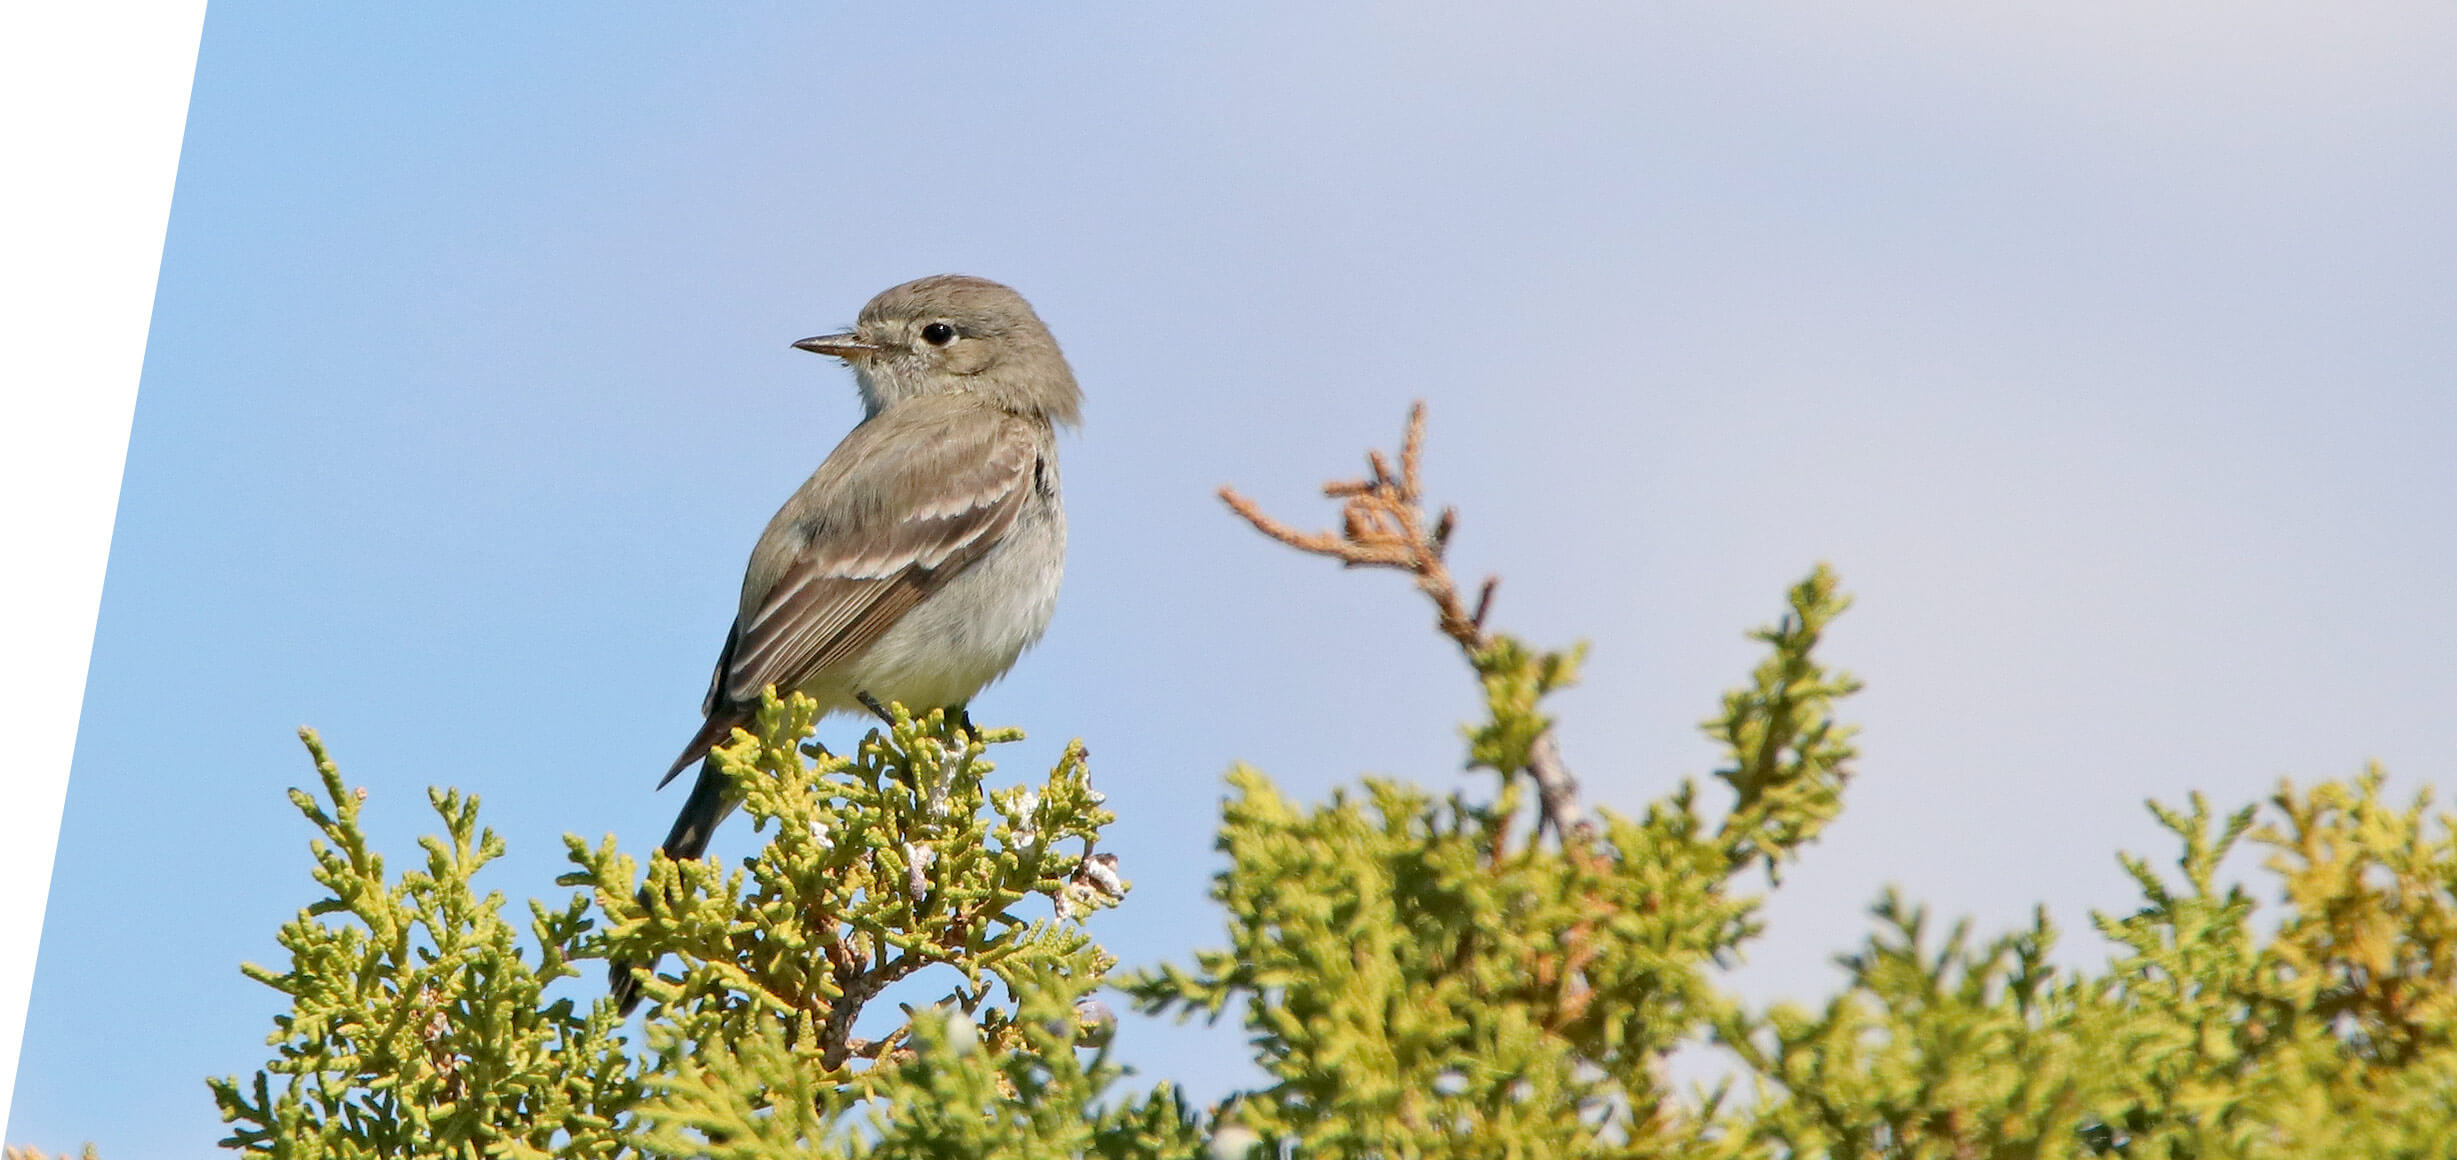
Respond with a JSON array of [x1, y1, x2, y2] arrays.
[[612, 274, 1081, 1012]]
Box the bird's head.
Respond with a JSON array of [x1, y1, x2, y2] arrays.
[[794, 275, 1082, 427]]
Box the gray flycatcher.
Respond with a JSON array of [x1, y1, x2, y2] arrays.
[[611, 274, 1080, 1012]]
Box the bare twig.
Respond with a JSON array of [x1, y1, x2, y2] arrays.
[[1219, 402, 1584, 839]]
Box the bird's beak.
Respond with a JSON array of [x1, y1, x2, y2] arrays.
[[792, 332, 880, 360]]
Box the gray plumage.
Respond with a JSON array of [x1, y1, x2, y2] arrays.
[[614, 275, 1079, 1012]]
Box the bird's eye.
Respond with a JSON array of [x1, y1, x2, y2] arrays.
[[921, 322, 956, 346]]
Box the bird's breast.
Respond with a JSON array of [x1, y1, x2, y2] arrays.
[[829, 488, 1065, 713]]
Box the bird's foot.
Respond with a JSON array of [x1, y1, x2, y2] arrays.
[[856, 691, 896, 725]]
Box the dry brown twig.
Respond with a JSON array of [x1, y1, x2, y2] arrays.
[[1219, 401, 1584, 839]]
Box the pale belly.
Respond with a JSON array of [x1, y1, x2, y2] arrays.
[[795, 494, 1065, 717]]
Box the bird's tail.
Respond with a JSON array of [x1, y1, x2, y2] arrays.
[[609, 758, 740, 1014], [658, 758, 739, 861], [661, 709, 748, 788]]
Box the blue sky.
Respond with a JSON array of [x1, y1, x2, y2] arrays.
[[14, 3, 2457, 1154]]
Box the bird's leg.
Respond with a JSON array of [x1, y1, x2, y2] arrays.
[[856, 691, 897, 726], [952, 704, 977, 735]]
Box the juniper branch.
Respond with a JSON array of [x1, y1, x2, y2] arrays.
[[1219, 402, 1583, 838]]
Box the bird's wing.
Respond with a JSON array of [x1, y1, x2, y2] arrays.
[[663, 408, 1039, 783]]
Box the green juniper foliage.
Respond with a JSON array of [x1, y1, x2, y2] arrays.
[[575, 695, 1127, 1075], [6, 1145, 102, 1160], [207, 729, 637, 1159], [213, 699, 1187, 1159], [1719, 773, 2457, 1159], [194, 410, 2457, 1160], [1125, 568, 1860, 1159]]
